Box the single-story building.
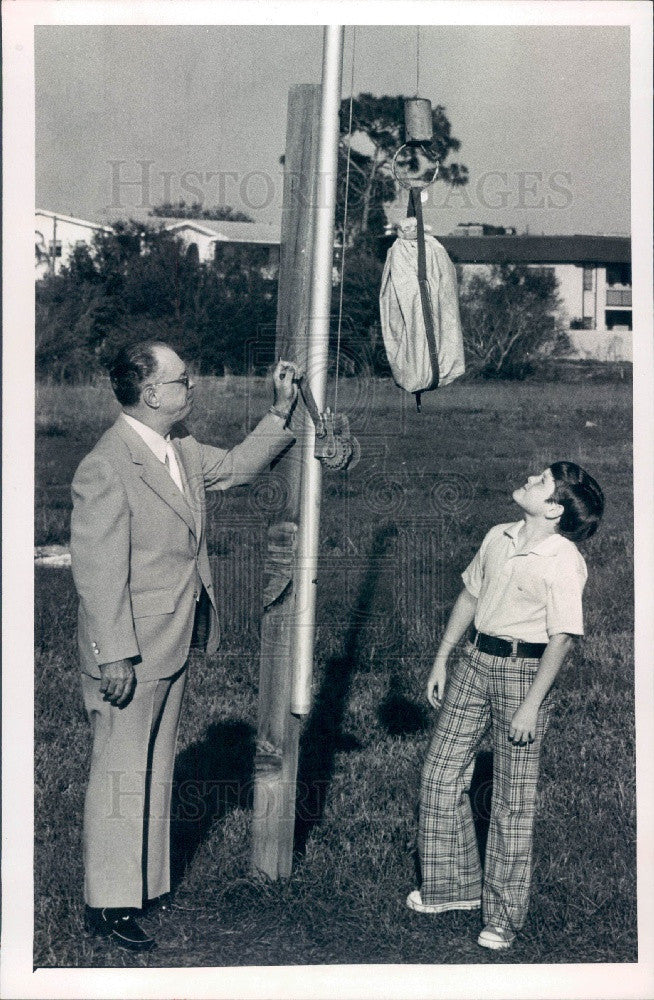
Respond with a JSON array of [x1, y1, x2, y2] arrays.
[[35, 210, 112, 277], [159, 218, 281, 277]]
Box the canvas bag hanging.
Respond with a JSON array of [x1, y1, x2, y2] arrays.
[[379, 196, 465, 395]]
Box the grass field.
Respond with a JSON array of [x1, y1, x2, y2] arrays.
[[34, 365, 636, 967]]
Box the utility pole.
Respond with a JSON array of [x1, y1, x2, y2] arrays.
[[51, 215, 57, 275], [291, 26, 344, 716]]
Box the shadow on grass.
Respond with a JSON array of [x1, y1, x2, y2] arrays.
[[168, 525, 493, 882], [169, 718, 256, 888], [377, 674, 431, 736], [294, 525, 397, 856]]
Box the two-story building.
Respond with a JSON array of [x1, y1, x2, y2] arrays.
[[382, 229, 633, 362]]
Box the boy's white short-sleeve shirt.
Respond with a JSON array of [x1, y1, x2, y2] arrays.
[[461, 520, 588, 643]]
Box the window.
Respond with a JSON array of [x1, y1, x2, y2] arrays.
[[606, 289, 632, 307], [582, 266, 593, 291], [605, 310, 632, 332], [48, 240, 62, 258], [606, 264, 631, 287]]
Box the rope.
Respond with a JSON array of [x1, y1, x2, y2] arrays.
[[408, 187, 440, 412], [416, 26, 420, 96], [333, 25, 356, 416]]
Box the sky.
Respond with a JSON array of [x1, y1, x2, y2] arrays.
[[35, 24, 631, 236]]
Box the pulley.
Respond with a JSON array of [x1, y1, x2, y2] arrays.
[[314, 410, 361, 471], [298, 376, 361, 473]]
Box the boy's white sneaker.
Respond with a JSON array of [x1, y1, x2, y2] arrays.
[[406, 890, 481, 914], [477, 924, 515, 950]]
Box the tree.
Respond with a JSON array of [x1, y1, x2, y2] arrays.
[[35, 220, 278, 380], [458, 265, 569, 379], [149, 201, 254, 223], [35, 261, 122, 381], [336, 233, 389, 375], [337, 93, 469, 241], [35, 230, 51, 270]]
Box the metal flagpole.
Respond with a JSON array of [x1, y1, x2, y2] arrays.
[[290, 25, 344, 716]]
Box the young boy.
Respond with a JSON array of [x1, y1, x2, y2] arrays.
[[407, 461, 604, 950]]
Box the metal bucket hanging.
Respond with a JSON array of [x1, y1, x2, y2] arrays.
[[404, 97, 433, 143]]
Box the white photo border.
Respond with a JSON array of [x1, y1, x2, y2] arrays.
[[3, 2, 652, 997]]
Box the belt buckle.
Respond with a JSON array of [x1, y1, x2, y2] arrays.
[[473, 629, 481, 649], [510, 638, 518, 661]]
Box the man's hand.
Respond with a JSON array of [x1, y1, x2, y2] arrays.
[[99, 658, 135, 707], [509, 700, 539, 746], [426, 659, 447, 710], [272, 359, 300, 417]]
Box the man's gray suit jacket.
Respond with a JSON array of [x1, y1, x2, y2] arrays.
[[70, 413, 294, 681]]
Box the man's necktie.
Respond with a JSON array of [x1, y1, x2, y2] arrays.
[[164, 441, 184, 494]]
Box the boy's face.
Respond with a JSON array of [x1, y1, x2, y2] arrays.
[[512, 467, 561, 519]]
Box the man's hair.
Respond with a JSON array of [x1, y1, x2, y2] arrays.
[[108, 341, 169, 407], [549, 461, 604, 541]]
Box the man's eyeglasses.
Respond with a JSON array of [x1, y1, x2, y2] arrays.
[[147, 374, 191, 389]]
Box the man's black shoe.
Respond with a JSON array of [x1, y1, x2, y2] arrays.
[[84, 906, 156, 951], [142, 893, 172, 915]]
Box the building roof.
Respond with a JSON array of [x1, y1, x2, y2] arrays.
[[35, 209, 112, 233], [98, 209, 282, 245], [42, 208, 631, 264], [380, 233, 631, 265], [161, 218, 280, 245]]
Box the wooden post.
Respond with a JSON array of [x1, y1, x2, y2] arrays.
[[251, 84, 322, 878]]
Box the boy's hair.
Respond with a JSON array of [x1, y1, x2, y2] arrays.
[[549, 461, 604, 541]]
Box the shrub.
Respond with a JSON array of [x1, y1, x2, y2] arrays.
[[35, 223, 278, 381]]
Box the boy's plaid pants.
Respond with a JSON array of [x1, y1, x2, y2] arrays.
[[418, 641, 553, 933]]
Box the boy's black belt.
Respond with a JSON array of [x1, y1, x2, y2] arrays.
[[471, 629, 547, 659]]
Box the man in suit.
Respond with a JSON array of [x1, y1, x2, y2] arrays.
[[70, 340, 298, 950]]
